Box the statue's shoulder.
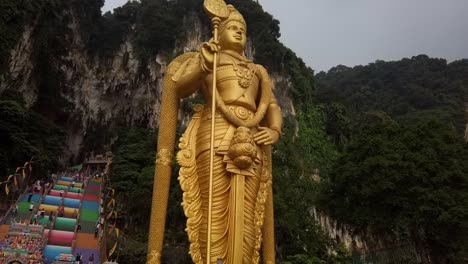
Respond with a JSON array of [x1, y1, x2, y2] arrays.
[[254, 63, 267, 71], [166, 52, 200, 77], [253, 63, 269, 79]]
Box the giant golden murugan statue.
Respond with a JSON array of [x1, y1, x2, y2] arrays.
[[147, 1, 282, 263]]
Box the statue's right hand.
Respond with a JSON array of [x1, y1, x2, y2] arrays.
[[200, 41, 219, 70]]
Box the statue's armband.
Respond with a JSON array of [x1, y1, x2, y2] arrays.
[[165, 52, 206, 99]]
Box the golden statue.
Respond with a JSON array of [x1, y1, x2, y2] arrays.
[[147, 1, 282, 263]]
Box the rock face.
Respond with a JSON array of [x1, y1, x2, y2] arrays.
[[312, 207, 368, 254], [465, 102, 468, 142], [0, 4, 295, 162]]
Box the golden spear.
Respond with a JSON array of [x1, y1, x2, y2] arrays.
[[203, 1, 229, 263]]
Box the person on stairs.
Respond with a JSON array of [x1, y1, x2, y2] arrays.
[[94, 223, 100, 238], [12, 204, 18, 216], [75, 252, 81, 264]]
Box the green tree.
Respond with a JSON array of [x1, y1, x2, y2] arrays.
[[321, 118, 468, 263], [315, 56, 468, 132], [273, 107, 342, 261], [0, 90, 64, 178], [110, 126, 189, 262]]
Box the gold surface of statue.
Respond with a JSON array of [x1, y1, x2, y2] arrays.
[[147, 1, 282, 263]]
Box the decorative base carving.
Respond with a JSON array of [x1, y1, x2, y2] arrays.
[[147, 250, 161, 264]]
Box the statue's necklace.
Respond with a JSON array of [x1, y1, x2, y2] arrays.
[[232, 60, 257, 89], [219, 50, 256, 89]]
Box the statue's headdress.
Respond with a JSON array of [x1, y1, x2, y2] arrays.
[[219, 5, 246, 33]]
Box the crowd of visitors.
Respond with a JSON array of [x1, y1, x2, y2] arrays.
[[0, 233, 45, 263], [0, 234, 45, 252]]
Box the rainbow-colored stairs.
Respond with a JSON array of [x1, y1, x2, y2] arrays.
[[73, 178, 101, 263], [38, 176, 82, 263], [0, 174, 104, 263], [42, 176, 101, 263]]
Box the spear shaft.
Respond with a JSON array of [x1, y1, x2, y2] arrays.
[[203, 1, 229, 262], [207, 16, 220, 264]]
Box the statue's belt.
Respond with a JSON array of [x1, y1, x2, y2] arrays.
[[204, 105, 255, 121]]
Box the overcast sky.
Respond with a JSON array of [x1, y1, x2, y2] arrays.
[[102, 0, 468, 72]]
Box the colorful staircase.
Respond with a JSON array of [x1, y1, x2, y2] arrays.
[[74, 177, 101, 263], [0, 174, 104, 264], [0, 172, 101, 263], [41, 176, 80, 263]]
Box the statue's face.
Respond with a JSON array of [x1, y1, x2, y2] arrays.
[[219, 20, 247, 53]]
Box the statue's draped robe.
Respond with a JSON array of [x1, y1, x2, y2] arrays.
[[176, 52, 274, 264]]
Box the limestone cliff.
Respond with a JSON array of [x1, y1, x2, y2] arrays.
[[465, 102, 468, 141], [0, 0, 297, 162]]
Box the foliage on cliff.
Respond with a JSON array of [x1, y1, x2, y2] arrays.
[[316, 57, 468, 262], [315, 55, 468, 135], [1, 0, 105, 173], [320, 117, 468, 262], [89, 0, 183, 59], [0, 90, 64, 179], [109, 126, 189, 263], [273, 109, 345, 263], [0, 0, 103, 72], [0, 0, 46, 71]]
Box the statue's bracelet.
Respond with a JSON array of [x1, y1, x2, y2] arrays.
[[270, 126, 282, 137], [200, 55, 213, 73]]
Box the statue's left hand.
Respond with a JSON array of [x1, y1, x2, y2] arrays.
[[254, 127, 280, 145], [200, 41, 219, 70]]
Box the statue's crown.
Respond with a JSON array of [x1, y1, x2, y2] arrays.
[[219, 5, 246, 32]]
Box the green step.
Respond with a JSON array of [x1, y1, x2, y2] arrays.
[[54, 217, 77, 232], [79, 210, 99, 222], [18, 202, 34, 214], [53, 185, 68, 191]]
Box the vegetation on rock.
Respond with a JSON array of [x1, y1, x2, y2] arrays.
[[0, 90, 65, 182], [316, 57, 468, 262]]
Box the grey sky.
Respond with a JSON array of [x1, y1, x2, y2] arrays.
[[102, 0, 468, 72]]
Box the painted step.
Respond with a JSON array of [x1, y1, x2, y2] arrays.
[[43, 245, 72, 264], [48, 230, 74, 246], [74, 233, 98, 249], [0, 224, 10, 239], [74, 248, 100, 264]]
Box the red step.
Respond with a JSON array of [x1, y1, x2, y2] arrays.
[[0, 224, 10, 239]]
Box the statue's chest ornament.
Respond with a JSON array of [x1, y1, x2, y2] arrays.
[[232, 60, 257, 88]]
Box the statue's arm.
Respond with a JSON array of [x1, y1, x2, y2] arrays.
[[172, 53, 210, 98], [253, 66, 281, 262], [254, 65, 283, 145], [265, 96, 282, 137], [147, 51, 209, 263], [173, 41, 219, 98]]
